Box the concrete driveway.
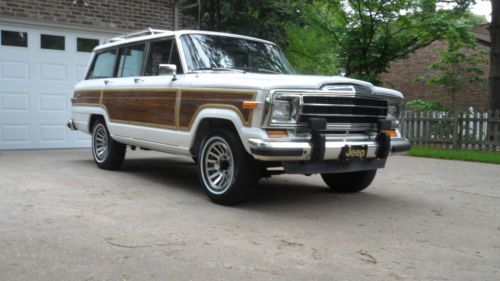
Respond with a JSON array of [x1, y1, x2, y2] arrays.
[[0, 149, 498, 281]]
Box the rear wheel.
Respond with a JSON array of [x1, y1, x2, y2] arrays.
[[197, 128, 260, 205], [92, 119, 126, 170], [321, 170, 377, 193]]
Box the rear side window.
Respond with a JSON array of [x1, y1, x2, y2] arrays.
[[145, 39, 184, 76], [117, 44, 146, 77], [88, 49, 117, 79]]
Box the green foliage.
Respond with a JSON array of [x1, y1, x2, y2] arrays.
[[408, 146, 500, 165], [285, 23, 339, 75], [284, 0, 477, 82], [188, 0, 479, 85], [186, 0, 298, 47], [406, 99, 447, 112]]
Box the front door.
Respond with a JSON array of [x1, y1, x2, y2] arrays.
[[106, 38, 185, 146]]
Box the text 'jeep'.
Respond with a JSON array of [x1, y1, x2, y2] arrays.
[[68, 29, 411, 205]]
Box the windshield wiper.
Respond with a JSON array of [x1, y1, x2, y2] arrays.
[[238, 67, 281, 74], [189, 67, 246, 73]]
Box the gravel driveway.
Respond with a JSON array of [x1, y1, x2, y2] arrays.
[[0, 149, 498, 281]]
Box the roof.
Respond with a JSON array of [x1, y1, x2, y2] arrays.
[[95, 29, 276, 51], [471, 24, 490, 46]]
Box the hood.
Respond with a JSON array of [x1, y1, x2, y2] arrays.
[[184, 73, 403, 99]]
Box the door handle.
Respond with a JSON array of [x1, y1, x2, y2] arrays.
[[104, 80, 112, 85], [134, 78, 144, 84]]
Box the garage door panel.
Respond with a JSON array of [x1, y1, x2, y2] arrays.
[[0, 91, 30, 112], [0, 124, 31, 143], [0, 60, 30, 80], [39, 93, 68, 112], [40, 124, 67, 143], [39, 63, 67, 82]]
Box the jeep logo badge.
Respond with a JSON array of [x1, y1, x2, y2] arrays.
[[345, 147, 366, 158], [341, 145, 368, 161]]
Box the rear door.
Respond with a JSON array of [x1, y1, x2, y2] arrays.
[[99, 43, 147, 140], [121, 37, 185, 145]]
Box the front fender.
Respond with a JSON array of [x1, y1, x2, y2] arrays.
[[188, 108, 266, 154]]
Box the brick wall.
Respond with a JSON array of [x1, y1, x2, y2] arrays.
[[0, 0, 176, 31], [380, 40, 491, 111]]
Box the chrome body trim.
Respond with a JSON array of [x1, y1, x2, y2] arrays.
[[67, 119, 77, 131], [248, 137, 411, 161]]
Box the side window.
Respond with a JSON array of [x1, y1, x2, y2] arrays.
[[170, 44, 184, 74], [146, 40, 173, 76], [146, 39, 184, 76], [117, 44, 146, 77], [88, 49, 117, 79]]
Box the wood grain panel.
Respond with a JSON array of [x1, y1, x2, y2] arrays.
[[102, 90, 177, 128], [73, 88, 257, 131], [74, 90, 101, 104], [179, 90, 256, 130]]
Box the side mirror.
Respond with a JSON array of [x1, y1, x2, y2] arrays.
[[159, 64, 178, 81]]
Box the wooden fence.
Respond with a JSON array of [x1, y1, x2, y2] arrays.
[[400, 110, 500, 151]]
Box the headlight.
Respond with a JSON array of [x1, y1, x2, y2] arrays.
[[387, 102, 402, 128], [270, 95, 301, 124], [388, 105, 399, 118], [271, 100, 292, 122]]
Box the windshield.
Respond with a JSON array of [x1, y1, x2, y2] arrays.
[[180, 34, 294, 74]]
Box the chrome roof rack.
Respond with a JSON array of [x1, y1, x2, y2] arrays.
[[103, 28, 171, 44]]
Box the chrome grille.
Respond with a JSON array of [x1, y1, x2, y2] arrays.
[[299, 96, 388, 127]]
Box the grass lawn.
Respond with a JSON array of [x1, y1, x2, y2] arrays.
[[407, 146, 500, 165]]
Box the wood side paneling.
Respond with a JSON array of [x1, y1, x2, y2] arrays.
[[72, 88, 257, 131], [179, 90, 256, 130], [102, 90, 177, 128], [74, 90, 101, 104]]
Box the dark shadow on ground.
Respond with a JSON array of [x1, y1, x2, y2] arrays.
[[72, 156, 417, 212]]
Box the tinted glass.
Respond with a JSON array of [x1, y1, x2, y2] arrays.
[[181, 34, 294, 74], [146, 39, 184, 76], [41, 34, 65, 50], [170, 44, 183, 74], [1, 30, 28, 47], [117, 44, 146, 77], [89, 50, 117, 79], [146, 40, 173, 76], [77, 38, 99, 52]]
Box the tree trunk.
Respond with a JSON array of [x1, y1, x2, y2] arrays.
[[490, 0, 500, 111]]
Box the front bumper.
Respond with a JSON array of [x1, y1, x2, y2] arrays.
[[249, 137, 411, 161]]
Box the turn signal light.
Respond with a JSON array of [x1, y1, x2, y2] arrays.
[[384, 129, 398, 137], [242, 101, 258, 109], [266, 129, 288, 138]]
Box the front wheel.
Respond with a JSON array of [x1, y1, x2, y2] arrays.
[[92, 119, 126, 170], [321, 170, 377, 193], [197, 128, 260, 205]]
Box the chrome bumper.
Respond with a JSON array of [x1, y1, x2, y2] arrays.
[[248, 137, 411, 161], [67, 119, 77, 131]]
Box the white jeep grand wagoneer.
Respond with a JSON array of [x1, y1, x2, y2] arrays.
[[68, 29, 411, 205]]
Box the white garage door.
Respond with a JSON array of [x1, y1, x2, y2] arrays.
[[0, 23, 112, 150]]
